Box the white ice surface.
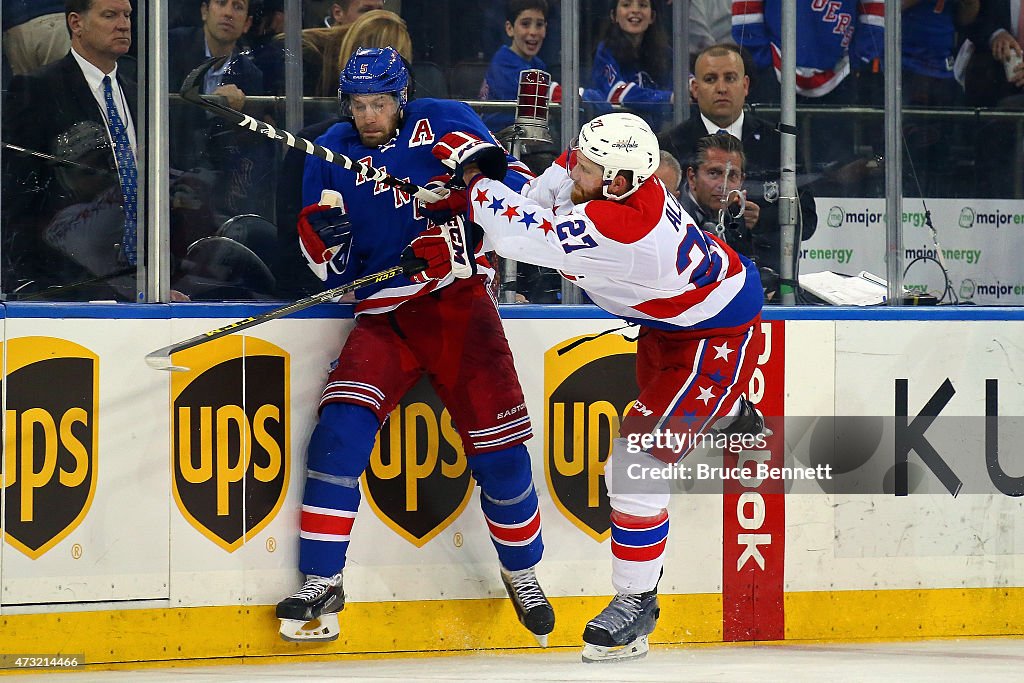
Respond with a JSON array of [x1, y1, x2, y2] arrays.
[[10, 638, 1023, 683]]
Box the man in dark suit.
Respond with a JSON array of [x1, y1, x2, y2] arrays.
[[2, 0, 137, 300], [659, 43, 817, 288], [167, 0, 264, 108], [166, 0, 273, 281], [964, 0, 1023, 106]]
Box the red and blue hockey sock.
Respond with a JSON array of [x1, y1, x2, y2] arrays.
[[610, 509, 669, 593], [298, 403, 379, 578], [469, 445, 544, 571]]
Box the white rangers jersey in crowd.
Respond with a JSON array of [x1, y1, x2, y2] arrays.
[[470, 154, 763, 332]]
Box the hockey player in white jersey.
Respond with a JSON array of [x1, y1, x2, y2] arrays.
[[414, 113, 766, 662]]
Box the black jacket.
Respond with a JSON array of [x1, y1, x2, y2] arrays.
[[2, 51, 137, 296], [659, 112, 818, 274]]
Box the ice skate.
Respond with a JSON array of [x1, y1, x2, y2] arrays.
[[581, 588, 659, 663], [713, 396, 772, 438], [500, 565, 555, 646], [276, 573, 344, 642]]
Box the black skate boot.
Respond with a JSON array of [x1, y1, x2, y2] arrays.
[[276, 573, 344, 642], [713, 396, 771, 438], [581, 587, 660, 663], [500, 566, 555, 646]]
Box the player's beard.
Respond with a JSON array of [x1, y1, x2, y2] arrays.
[[570, 183, 600, 205], [359, 127, 398, 148]]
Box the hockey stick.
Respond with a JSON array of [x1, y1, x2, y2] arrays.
[[145, 260, 424, 372], [178, 57, 444, 204]]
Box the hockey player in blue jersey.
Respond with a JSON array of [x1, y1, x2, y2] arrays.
[[274, 47, 554, 645]]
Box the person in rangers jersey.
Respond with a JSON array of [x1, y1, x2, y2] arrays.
[[584, 0, 674, 125], [274, 46, 555, 646], [416, 113, 766, 662], [732, 0, 884, 101]]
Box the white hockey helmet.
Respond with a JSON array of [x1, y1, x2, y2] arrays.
[[575, 113, 659, 199]]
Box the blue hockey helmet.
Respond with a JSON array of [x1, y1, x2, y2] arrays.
[[338, 46, 410, 110]]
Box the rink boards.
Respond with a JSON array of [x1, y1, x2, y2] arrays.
[[0, 304, 1022, 664]]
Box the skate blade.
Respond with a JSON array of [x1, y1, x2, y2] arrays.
[[532, 633, 549, 647], [278, 614, 340, 642], [582, 635, 650, 663]]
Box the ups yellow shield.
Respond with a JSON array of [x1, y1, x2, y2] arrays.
[[171, 336, 290, 552], [544, 334, 638, 541], [364, 377, 473, 547], [2, 337, 99, 559]]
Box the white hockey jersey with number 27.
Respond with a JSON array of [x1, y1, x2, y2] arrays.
[[468, 155, 763, 332]]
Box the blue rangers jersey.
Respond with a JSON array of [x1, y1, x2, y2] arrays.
[[469, 152, 763, 332], [902, 0, 957, 79], [733, 0, 884, 97], [585, 42, 673, 109], [480, 45, 550, 132], [303, 98, 532, 315]]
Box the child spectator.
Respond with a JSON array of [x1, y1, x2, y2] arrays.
[[480, 0, 558, 133], [584, 0, 673, 128]]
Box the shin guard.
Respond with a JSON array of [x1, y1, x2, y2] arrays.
[[298, 403, 380, 577], [469, 445, 544, 571]]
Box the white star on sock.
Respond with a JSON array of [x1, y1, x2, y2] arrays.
[[697, 385, 716, 405], [712, 342, 733, 361]]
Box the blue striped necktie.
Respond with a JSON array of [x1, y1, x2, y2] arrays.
[[102, 75, 137, 266]]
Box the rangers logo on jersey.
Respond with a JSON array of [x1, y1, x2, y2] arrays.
[[544, 333, 639, 541]]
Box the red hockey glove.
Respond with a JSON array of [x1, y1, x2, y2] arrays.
[[418, 174, 469, 223], [297, 190, 353, 281], [400, 217, 476, 284], [432, 131, 508, 186], [402, 224, 453, 283]]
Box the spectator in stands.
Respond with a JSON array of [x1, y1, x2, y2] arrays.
[[903, 0, 978, 107], [2, 0, 70, 75], [2, 0, 137, 300], [659, 43, 816, 285], [481, 0, 559, 133], [584, 0, 673, 126], [273, 9, 412, 296], [677, 133, 788, 301], [963, 0, 1024, 107], [326, 0, 384, 27], [166, 0, 274, 298], [655, 149, 681, 198], [732, 0, 884, 105], [900, 0, 979, 197], [330, 9, 410, 97], [168, 0, 264, 110], [687, 0, 733, 68], [244, 0, 286, 95], [289, 0, 386, 96]]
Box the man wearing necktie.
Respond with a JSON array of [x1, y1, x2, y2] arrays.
[[658, 43, 818, 297], [1, 0, 137, 299]]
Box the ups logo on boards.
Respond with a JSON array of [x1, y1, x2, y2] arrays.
[[1, 337, 98, 559], [364, 376, 473, 547], [171, 337, 289, 552], [545, 334, 638, 541]]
